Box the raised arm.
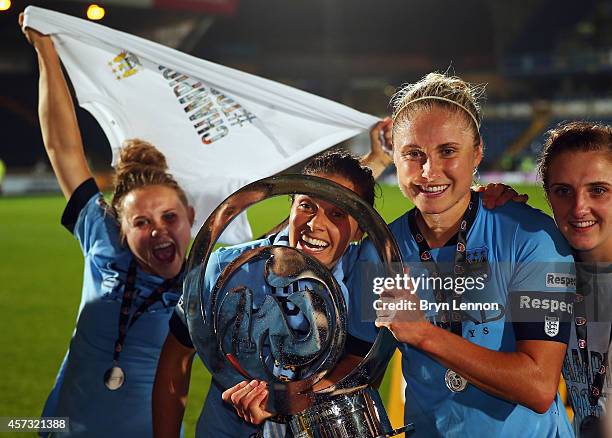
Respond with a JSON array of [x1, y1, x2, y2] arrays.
[[360, 117, 393, 179], [20, 13, 92, 200], [152, 332, 196, 438]]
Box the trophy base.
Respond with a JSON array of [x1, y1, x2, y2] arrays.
[[288, 387, 413, 438]]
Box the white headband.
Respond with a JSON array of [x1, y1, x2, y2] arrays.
[[392, 96, 480, 130]]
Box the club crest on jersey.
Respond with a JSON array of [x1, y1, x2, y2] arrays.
[[108, 51, 142, 80], [544, 315, 559, 337], [465, 246, 490, 278]]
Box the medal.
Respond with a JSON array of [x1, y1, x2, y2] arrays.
[[103, 260, 180, 392], [104, 365, 125, 390], [444, 369, 467, 393]]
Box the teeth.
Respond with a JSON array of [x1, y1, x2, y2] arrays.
[[154, 242, 173, 250], [573, 221, 596, 228], [421, 185, 449, 193], [302, 235, 329, 248]]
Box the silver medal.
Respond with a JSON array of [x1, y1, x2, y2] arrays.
[[444, 369, 467, 393], [104, 365, 125, 390]]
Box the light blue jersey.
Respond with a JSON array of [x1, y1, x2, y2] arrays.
[[347, 194, 576, 438], [42, 181, 181, 437]]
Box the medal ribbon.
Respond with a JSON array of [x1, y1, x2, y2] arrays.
[[574, 266, 611, 408], [111, 258, 181, 365], [407, 191, 479, 336]]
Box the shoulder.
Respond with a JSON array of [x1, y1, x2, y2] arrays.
[[480, 200, 572, 257], [388, 211, 410, 234], [65, 181, 126, 257], [347, 211, 413, 265], [483, 200, 558, 233], [61, 178, 112, 232]]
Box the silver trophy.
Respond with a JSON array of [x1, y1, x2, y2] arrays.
[[183, 175, 414, 438]]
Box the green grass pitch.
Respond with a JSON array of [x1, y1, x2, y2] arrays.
[[0, 184, 550, 437]]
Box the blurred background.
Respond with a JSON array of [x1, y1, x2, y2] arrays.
[[3, 0, 612, 190], [0, 0, 604, 434]]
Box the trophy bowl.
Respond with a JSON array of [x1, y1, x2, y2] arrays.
[[183, 175, 414, 438]]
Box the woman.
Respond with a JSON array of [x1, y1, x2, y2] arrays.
[[365, 73, 576, 437], [21, 17, 195, 438], [537, 121, 612, 438], [152, 149, 387, 437]]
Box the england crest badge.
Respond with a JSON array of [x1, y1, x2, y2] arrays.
[[544, 316, 560, 337]]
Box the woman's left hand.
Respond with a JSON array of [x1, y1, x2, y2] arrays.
[[369, 117, 393, 160], [361, 118, 393, 179]]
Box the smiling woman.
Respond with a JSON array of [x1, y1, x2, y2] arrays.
[[349, 72, 577, 437], [288, 151, 375, 269], [152, 149, 387, 438], [536, 121, 612, 437], [111, 141, 194, 279], [539, 122, 612, 263], [21, 18, 196, 437], [289, 184, 362, 269]]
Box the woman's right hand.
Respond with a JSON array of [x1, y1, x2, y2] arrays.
[[475, 183, 528, 209], [19, 10, 92, 201], [221, 380, 273, 425]]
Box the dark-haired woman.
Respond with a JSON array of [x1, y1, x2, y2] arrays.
[[21, 18, 195, 438], [152, 129, 393, 437]]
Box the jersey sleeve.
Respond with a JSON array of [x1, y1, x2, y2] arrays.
[[169, 297, 193, 348], [60, 178, 99, 233], [345, 240, 382, 344], [60, 177, 123, 256], [508, 211, 576, 343]]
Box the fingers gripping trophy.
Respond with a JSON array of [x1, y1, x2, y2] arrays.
[[183, 175, 414, 438]]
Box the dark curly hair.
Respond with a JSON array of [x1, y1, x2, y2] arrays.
[[261, 150, 376, 238], [302, 150, 375, 207]]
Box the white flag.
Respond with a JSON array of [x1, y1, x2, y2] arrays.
[[24, 6, 379, 244]]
